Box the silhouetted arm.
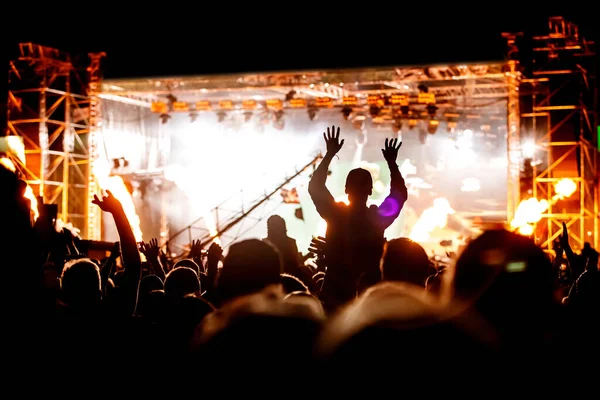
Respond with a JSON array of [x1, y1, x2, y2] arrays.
[[93, 191, 142, 315], [308, 125, 344, 219], [378, 138, 408, 228]]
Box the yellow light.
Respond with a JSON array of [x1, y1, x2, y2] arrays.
[[266, 99, 283, 110], [316, 97, 333, 107], [172, 101, 189, 112], [390, 94, 408, 106], [418, 92, 436, 104], [195, 100, 212, 111], [151, 102, 168, 113], [219, 100, 234, 110], [342, 96, 358, 106], [289, 99, 306, 108], [242, 100, 257, 110]]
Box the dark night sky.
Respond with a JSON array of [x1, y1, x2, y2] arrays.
[[5, 5, 598, 79]]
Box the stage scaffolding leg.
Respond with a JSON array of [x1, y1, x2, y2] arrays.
[[86, 53, 105, 241], [505, 59, 522, 223], [7, 43, 92, 234]]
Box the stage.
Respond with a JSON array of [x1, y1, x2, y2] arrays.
[[95, 63, 510, 257]]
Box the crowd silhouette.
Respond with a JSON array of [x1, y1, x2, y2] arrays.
[[2, 124, 598, 393]]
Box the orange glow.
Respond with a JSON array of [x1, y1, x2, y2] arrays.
[[390, 94, 408, 106], [218, 100, 234, 110], [510, 178, 577, 236], [172, 101, 189, 111], [151, 102, 168, 113], [0, 156, 39, 221], [289, 98, 306, 108], [367, 95, 384, 107], [316, 97, 333, 107], [342, 96, 358, 106], [266, 99, 283, 110], [242, 100, 257, 110], [195, 100, 212, 111], [92, 158, 143, 242]]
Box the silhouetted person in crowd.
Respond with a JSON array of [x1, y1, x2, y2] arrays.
[[263, 214, 314, 291], [380, 237, 434, 288], [309, 125, 407, 310], [215, 239, 283, 305]]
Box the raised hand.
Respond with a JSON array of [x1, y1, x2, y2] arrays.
[[189, 239, 204, 264], [139, 238, 160, 261], [324, 125, 344, 155], [92, 190, 123, 214], [308, 235, 327, 257], [381, 138, 402, 163], [207, 242, 224, 263]]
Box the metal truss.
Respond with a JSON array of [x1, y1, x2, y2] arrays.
[[519, 17, 598, 251], [98, 62, 509, 120], [6, 43, 92, 235]]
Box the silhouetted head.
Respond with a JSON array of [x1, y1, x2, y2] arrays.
[[381, 238, 433, 287], [60, 258, 102, 308], [281, 273, 309, 294], [174, 258, 202, 276], [217, 239, 283, 303], [267, 214, 287, 238], [442, 229, 557, 347], [345, 168, 373, 204], [164, 266, 201, 302]]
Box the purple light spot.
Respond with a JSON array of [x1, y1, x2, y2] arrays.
[[378, 198, 399, 217]]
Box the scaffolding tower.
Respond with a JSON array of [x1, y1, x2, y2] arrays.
[[6, 43, 92, 236], [518, 17, 598, 251]]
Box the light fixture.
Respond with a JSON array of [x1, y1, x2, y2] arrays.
[[341, 106, 353, 120], [216, 111, 227, 123], [159, 113, 171, 124]]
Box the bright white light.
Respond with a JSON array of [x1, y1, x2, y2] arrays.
[[522, 140, 536, 158]]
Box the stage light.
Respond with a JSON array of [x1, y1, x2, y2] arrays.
[[342, 96, 358, 106], [285, 90, 297, 102], [316, 97, 333, 108], [216, 111, 227, 123], [408, 118, 417, 129], [426, 104, 438, 118], [219, 100, 233, 110], [159, 113, 171, 124], [189, 112, 198, 123], [242, 100, 257, 110], [341, 106, 353, 120], [196, 101, 212, 111], [427, 119, 440, 134], [307, 107, 318, 121], [166, 94, 177, 103], [151, 102, 168, 113], [243, 111, 253, 122], [172, 102, 189, 112], [290, 99, 306, 108]]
